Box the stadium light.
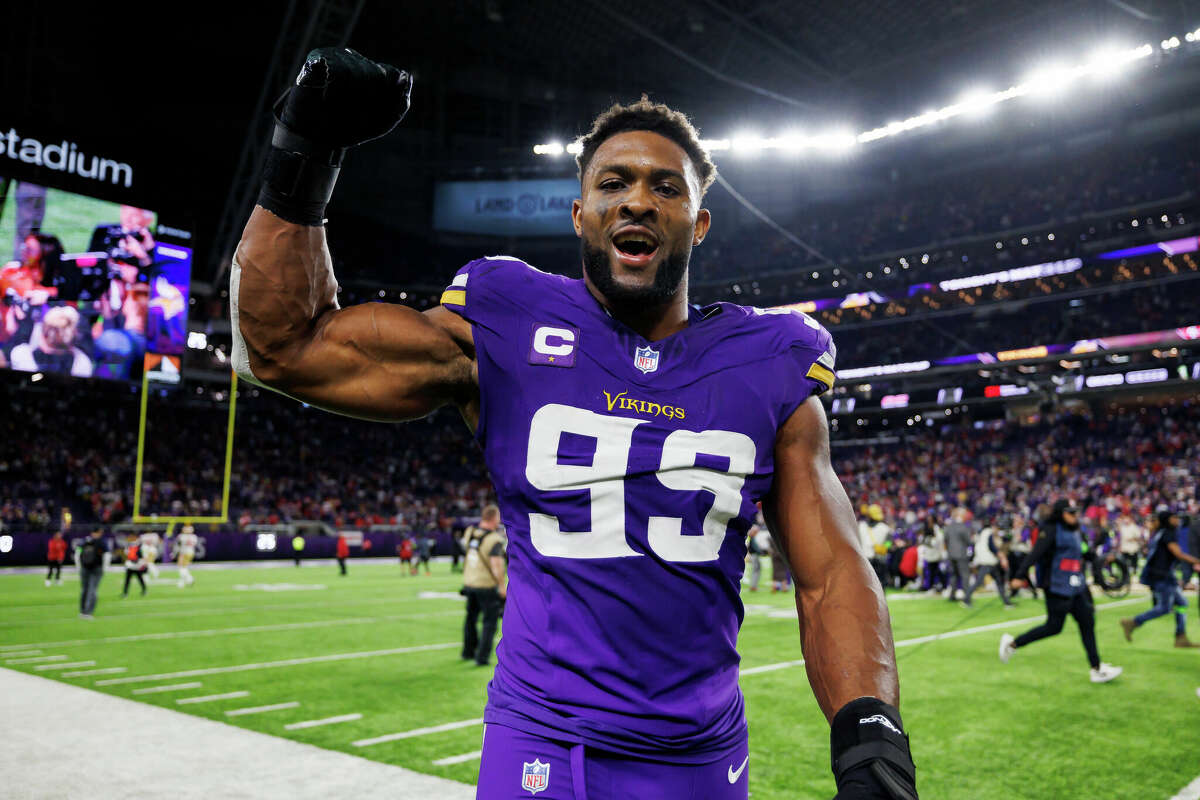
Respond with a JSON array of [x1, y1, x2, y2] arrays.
[[532, 35, 1173, 156], [1021, 64, 1081, 97], [811, 129, 858, 153], [776, 131, 807, 153], [731, 133, 768, 155], [959, 89, 999, 116]]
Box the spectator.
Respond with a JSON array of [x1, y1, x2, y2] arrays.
[[336, 533, 349, 575], [74, 528, 111, 619], [944, 507, 974, 607], [121, 540, 148, 597], [859, 504, 891, 587], [965, 518, 1013, 608], [45, 530, 67, 587], [1120, 511, 1200, 649]]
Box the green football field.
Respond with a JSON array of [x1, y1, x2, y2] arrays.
[[2, 561, 1197, 799]]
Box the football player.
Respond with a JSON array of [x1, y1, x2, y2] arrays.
[[175, 524, 198, 587], [139, 529, 162, 580], [231, 48, 916, 799]]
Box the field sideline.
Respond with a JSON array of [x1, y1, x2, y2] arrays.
[[2, 560, 1198, 799]]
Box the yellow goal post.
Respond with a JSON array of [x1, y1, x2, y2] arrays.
[[131, 369, 238, 525]]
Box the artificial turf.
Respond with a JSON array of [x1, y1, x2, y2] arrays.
[[2, 560, 1196, 798]]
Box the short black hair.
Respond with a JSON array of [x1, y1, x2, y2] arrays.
[[575, 95, 717, 196]]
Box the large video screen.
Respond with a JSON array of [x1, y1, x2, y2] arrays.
[[0, 179, 191, 381]]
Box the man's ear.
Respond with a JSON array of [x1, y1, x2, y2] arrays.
[[571, 198, 584, 238], [692, 207, 711, 246]]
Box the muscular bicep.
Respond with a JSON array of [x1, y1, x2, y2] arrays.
[[762, 396, 897, 718], [275, 302, 478, 422], [232, 206, 478, 422]]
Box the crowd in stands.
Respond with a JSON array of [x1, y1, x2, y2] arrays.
[[832, 275, 1196, 368], [690, 137, 1200, 286], [836, 400, 1198, 588], [3, 357, 1195, 562], [0, 380, 490, 532]]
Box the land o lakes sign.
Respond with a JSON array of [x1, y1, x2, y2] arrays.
[[433, 179, 579, 236]]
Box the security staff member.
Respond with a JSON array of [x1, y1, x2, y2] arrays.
[[998, 500, 1123, 683], [461, 505, 507, 667]]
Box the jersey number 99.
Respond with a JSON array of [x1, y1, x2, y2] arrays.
[[525, 403, 755, 562]]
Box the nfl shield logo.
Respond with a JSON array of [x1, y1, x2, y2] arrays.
[[634, 345, 660, 374], [521, 759, 550, 795]]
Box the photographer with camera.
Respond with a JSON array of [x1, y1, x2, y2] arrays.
[[89, 206, 156, 272], [998, 500, 1122, 683], [460, 505, 506, 667]]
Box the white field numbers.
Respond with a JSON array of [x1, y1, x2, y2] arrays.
[[525, 403, 756, 561]]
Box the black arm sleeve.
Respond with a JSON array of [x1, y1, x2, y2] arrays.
[[1015, 528, 1053, 579]]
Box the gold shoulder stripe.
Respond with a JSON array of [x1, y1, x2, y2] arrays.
[[440, 289, 466, 306], [806, 362, 835, 389]]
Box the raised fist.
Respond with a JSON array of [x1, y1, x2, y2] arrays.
[[277, 47, 412, 151]]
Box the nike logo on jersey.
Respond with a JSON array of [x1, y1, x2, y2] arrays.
[[727, 755, 748, 783]]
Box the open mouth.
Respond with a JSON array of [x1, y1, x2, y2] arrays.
[[611, 228, 660, 267]]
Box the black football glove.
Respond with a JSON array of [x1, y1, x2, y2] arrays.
[[259, 47, 412, 225], [278, 47, 412, 151], [831, 697, 918, 800]]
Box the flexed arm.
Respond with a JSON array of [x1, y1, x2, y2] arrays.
[[231, 49, 477, 423]]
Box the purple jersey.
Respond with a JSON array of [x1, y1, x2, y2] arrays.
[[441, 257, 835, 762]]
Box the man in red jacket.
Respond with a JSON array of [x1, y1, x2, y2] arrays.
[[46, 531, 68, 586], [336, 534, 349, 576]]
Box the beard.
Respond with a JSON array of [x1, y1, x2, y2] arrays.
[[581, 238, 689, 311]]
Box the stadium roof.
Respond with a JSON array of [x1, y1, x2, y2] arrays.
[[3, 0, 1196, 279]]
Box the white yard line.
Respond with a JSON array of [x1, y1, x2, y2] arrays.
[[1170, 774, 1200, 800], [132, 682, 203, 695], [226, 701, 301, 717], [741, 659, 806, 676], [353, 718, 485, 748], [286, 713, 363, 730], [96, 642, 458, 686], [6, 654, 67, 665], [176, 691, 251, 705], [0, 668, 474, 799], [34, 660, 96, 671], [740, 597, 1146, 677], [0, 650, 41, 657], [0, 596, 447, 629], [432, 750, 483, 766], [0, 611, 461, 651], [62, 667, 128, 677]]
